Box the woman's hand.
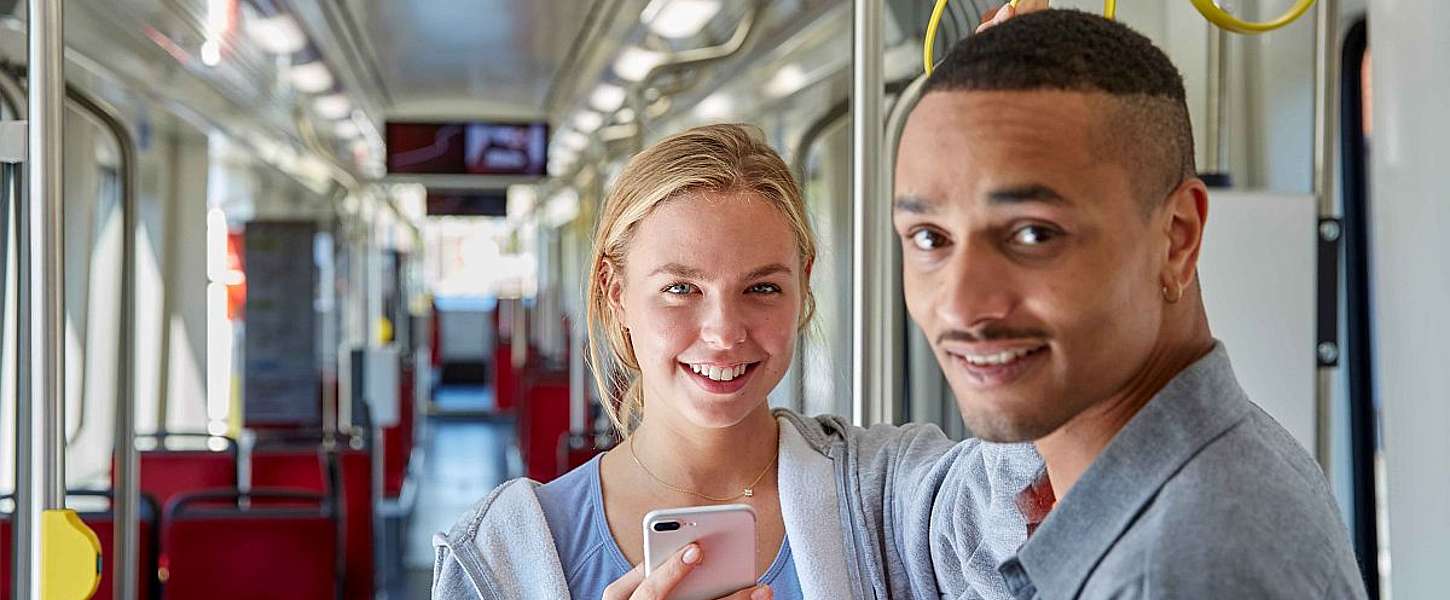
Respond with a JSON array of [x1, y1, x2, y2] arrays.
[[602, 544, 771, 600], [977, 0, 1050, 33]]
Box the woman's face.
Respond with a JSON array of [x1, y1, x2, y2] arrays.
[[613, 191, 805, 431]]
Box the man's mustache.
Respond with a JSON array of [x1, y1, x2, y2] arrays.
[[935, 325, 1049, 346]]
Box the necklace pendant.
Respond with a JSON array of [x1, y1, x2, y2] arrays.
[[743, 487, 753, 498]]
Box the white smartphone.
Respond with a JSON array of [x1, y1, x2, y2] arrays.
[[642, 504, 757, 600]]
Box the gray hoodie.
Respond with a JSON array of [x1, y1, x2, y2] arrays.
[[433, 410, 1042, 599]]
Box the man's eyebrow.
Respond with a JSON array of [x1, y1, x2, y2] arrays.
[[987, 184, 1071, 206], [743, 263, 792, 280], [649, 263, 706, 279], [893, 194, 938, 215]]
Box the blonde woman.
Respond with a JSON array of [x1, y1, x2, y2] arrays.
[[433, 124, 1040, 600]]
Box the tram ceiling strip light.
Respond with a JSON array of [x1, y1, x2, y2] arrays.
[[245, 12, 308, 55], [590, 83, 627, 113], [573, 110, 605, 133], [614, 46, 666, 82], [642, 0, 723, 39], [334, 119, 361, 139], [313, 94, 352, 119], [288, 60, 335, 93]]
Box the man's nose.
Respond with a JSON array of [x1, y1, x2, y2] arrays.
[[933, 242, 1016, 332]]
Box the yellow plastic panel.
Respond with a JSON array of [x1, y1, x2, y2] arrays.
[[41, 509, 102, 600]]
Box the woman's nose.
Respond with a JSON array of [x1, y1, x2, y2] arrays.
[[699, 298, 748, 347]]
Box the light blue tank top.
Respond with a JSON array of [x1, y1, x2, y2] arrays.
[[535, 455, 803, 599]]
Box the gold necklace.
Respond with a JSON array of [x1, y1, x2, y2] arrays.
[[628, 434, 777, 502]]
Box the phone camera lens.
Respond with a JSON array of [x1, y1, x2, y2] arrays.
[[652, 521, 682, 532]]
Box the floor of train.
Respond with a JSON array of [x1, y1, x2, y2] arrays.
[[397, 385, 517, 598]]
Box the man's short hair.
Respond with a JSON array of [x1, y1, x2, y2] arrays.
[[924, 9, 1196, 207]]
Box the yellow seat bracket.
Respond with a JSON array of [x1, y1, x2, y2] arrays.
[[41, 509, 102, 600]]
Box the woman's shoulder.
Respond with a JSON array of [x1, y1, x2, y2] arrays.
[[432, 477, 571, 599], [439, 477, 546, 547]]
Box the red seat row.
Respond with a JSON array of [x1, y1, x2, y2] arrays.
[[21, 432, 381, 599], [1, 491, 159, 600]]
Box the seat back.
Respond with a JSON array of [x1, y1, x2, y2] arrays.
[[161, 490, 336, 600], [127, 434, 238, 509], [251, 442, 373, 599]]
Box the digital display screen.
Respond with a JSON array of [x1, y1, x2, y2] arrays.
[[426, 190, 508, 217], [386, 121, 549, 176]]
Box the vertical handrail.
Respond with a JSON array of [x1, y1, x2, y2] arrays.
[[851, 0, 884, 426], [64, 87, 140, 600], [0, 62, 143, 599], [1311, 0, 1340, 475], [0, 69, 19, 593], [3, 62, 32, 600], [19, 1, 67, 598]]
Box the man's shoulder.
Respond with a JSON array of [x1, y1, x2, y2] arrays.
[[1113, 408, 1366, 598]]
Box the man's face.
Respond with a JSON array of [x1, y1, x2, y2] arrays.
[[894, 90, 1170, 442]]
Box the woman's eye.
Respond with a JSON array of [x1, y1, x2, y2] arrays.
[[1011, 225, 1060, 246], [748, 283, 781, 295], [909, 228, 948, 251], [663, 283, 697, 295]]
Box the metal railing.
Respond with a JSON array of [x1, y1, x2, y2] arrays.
[[2, 2, 141, 593]]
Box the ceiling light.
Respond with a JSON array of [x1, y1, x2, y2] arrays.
[[557, 130, 589, 151], [695, 93, 733, 119], [313, 94, 352, 119], [590, 84, 627, 113], [200, 40, 222, 66], [334, 120, 361, 139], [245, 13, 307, 55], [766, 64, 807, 98], [288, 61, 334, 94], [614, 46, 666, 82], [642, 0, 723, 39], [616, 108, 636, 123], [573, 111, 605, 133]]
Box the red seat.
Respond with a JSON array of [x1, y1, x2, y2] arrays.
[[251, 444, 374, 599], [517, 368, 570, 483], [161, 490, 336, 600], [122, 434, 238, 510], [1, 492, 159, 600], [383, 363, 416, 499], [0, 515, 11, 599]]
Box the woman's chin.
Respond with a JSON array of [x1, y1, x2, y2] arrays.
[[677, 393, 771, 430]]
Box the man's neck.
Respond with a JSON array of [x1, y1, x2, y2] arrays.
[[1035, 329, 1215, 500]]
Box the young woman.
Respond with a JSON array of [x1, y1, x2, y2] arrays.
[[432, 124, 1041, 600]]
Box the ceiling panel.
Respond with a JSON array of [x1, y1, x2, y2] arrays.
[[341, 0, 600, 118]]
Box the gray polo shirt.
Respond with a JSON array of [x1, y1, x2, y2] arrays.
[[996, 343, 1368, 599]]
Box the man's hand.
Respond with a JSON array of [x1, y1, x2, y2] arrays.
[[977, 0, 1051, 34]]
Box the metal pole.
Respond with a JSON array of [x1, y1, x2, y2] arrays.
[[20, 0, 66, 598], [850, 0, 883, 426], [0, 68, 20, 600], [1311, 0, 1340, 475], [65, 87, 140, 600], [1205, 28, 1229, 175]]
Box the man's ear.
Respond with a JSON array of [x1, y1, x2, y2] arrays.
[[1161, 177, 1209, 294]]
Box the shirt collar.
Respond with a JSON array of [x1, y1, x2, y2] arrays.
[[1005, 341, 1251, 599]]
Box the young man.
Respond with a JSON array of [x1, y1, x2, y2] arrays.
[[896, 10, 1368, 598]]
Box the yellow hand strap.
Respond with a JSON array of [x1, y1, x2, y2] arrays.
[[924, 0, 1318, 75]]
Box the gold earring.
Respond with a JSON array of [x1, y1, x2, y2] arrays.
[[1162, 284, 1182, 304]]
